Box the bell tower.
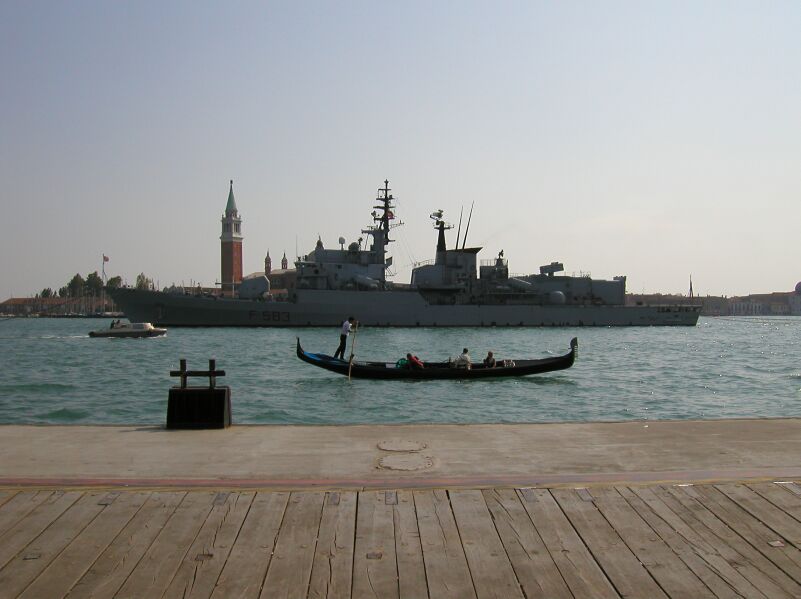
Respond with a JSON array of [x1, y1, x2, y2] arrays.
[[220, 179, 243, 297]]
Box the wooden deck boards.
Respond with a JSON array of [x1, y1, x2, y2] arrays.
[[1, 481, 801, 598]]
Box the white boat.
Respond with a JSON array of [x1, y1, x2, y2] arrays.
[[89, 321, 167, 338]]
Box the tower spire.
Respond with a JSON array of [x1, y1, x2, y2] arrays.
[[225, 179, 238, 216]]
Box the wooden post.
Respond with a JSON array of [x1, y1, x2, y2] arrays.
[[179, 359, 187, 389]]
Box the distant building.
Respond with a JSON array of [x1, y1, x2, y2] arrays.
[[792, 282, 801, 315], [627, 283, 801, 317], [729, 291, 797, 316]]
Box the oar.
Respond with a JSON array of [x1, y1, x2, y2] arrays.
[[348, 324, 359, 381]]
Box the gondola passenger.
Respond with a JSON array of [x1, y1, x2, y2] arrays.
[[406, 353, 425, 369], [483, 351, 496, 368], [454, 348, 472, 369]]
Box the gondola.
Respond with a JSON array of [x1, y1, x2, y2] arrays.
[[296, 337, 577, 380]]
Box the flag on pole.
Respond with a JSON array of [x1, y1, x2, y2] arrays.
[[103, 255, 109, 262]]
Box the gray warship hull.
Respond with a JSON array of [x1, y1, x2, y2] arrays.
[[111, 288, 700, 327]]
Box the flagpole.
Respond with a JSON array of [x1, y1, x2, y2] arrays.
[[101, 254, 108, 315]]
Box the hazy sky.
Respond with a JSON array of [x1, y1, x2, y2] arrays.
[[2, 1, 799, 300]]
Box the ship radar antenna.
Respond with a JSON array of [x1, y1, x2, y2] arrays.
[[430, 209, 452, 254]]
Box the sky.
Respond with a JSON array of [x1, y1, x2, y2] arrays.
[[1, 1, 799, 300]]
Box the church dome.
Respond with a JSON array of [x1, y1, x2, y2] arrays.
[[795, 281, 801, 294]]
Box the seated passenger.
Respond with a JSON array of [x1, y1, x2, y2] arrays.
[[406, 353, 425, 369], [483, 351, 496, 368], [454, 348, 472, 369]]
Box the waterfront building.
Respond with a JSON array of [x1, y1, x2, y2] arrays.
[[792, 283, 801, 315]]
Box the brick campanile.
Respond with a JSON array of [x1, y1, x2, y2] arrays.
[[220, 180, 243, 297]]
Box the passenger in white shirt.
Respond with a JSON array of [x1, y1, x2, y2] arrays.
[[454, 347, 472, 369]]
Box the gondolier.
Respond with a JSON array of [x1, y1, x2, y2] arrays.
[[334, 316, 357, 360]]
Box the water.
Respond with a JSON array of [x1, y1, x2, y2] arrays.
[[0, 317, 799, 425]]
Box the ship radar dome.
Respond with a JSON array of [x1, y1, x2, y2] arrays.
[[795, 281, 801, 294]]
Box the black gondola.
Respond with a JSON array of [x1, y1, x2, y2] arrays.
[[296, 337, 577, 380]]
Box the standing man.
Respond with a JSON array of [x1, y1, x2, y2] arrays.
[[334, 316, 356, 360]]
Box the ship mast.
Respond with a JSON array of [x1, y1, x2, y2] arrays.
[[363, 179, 402, 274], [376, 179, 393, 247]]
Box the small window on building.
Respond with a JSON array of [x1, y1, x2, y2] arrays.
[[235, 223, 240, 233], [224, 223, 230, 232]]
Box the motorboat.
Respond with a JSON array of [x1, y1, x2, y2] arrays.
[[89, 321, 167, 338]]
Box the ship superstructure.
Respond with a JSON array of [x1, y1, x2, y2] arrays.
[[110, 180, 700, 327]]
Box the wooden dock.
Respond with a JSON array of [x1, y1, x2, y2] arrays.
[[2, 481, 801, 598]]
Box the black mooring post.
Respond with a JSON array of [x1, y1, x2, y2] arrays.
[[167, 358, 230, 429]]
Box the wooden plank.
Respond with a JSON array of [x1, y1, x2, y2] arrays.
[[308, 491, 357, 599], [0, 491, 107, 598], [592, 487, 715, 598], [693, 485, 801, 578], [517, 488, 618, 599], [0, 491, 16, 509], [18, 491, 149, 599], [552, 488, 668, 599], [352, 490, 399, 599], [393, 490, 428, 599], [719, 483, 801, 546], [414, 489, 477, 599], [483, 489, 573, 599], [750, 482, 801, 522], [210, 491, 289, 599], [0, 490, 82, 571], [449, 489, 524, 599], [163, 491, 255, 599], [259, 491, 325, 599], [657, 485, 800, 599], [115, 491, 217, 599], [774, 482, 801, 496], [66, 492, 185, 599], [0, 491, 51, 538], [621, 486, 760, 599]]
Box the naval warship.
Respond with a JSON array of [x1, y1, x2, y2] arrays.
[[110, 181, 700, 327]]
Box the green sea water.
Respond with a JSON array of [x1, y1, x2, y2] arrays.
[[1, 317, 799, 425]]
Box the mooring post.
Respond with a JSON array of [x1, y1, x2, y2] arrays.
[[167, 358, 230, 429]]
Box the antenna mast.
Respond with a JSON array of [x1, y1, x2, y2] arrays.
[[461, 202, 475, 250], [454, 206, 464, 250]]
